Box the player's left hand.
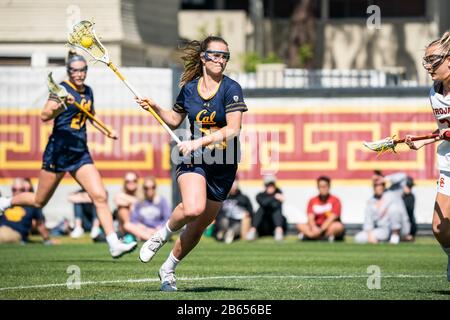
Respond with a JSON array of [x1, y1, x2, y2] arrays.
[[439, 128, 450, 141], [177, 140, 202, 156]]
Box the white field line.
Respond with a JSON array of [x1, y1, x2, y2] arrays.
[[0, 274, 443, 292]]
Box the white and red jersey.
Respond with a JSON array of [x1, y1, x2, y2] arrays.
[[430, 82, 450, 172], [306, 195, 341, 226]]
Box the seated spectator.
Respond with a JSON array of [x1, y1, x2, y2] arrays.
[[354, 173, 411, 244], [296, 176, 345, 242], [114, 171, 140, 237], [68, 189, 101, 239], [246, 175, 286, 241], [372, 170, 416, 242], [124, 176, 170, 241], [0, 178, 52, 244], [215, 179, 253, 244]]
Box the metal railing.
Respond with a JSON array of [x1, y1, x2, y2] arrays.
[[228, 67, 431, 89]]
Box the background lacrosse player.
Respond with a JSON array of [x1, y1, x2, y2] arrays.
[[404, 30, 450, 281], [0, 50, 137, 259], [136, 36, 247, 292]]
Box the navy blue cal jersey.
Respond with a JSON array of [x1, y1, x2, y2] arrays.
[[173, 75, 248, 164], [42, 80, 94, 172]]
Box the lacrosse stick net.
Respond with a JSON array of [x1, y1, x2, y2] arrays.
[[67, 20, 109, 64], [363, 133, 444, 155], [67, 20, 182, 145], [47, 72, 68, 109]]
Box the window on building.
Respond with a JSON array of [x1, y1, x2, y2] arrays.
[[0, 57, 31, 66], [48, 58, 66, 67]]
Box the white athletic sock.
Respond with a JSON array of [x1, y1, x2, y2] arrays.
[[158, 221, 174, 241], [161, 251, 180, 272], [106, 232, 120, 248], [441, 246, 450, 257]]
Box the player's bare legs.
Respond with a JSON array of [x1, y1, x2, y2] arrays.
[[433, 193, 450, 246], [155, 199, 221, 292], [11, 170, 65, 208], [139, 173, 207, 263], [172, 199, 221, 260], [71, 164, 114, 235], [169, 173, 208, 230], [433, 193, 450, 281], [72, 164, 137, 258], [140, 172, 222, 291]]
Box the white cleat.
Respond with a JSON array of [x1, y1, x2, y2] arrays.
[[110, 240, 137, 259], [70, 226, 84, 239], [159, 267, 177, 292], [0, 197, 12, 215], [90, 226, 101, 239], [139, 234, 166, 263]]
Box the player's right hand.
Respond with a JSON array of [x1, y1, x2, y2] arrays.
[[135, 97, 156, 111], [65, 94, 75, 105], [405, 135, 420, 150]]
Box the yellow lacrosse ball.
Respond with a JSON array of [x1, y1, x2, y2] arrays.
[[81, 36, 93, 48]]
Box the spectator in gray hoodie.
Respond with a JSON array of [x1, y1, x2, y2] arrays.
[[354, 171, 411, 244]]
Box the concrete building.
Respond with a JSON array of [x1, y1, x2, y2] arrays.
[[0, 0, 180, 67], [180, 0, 449, 84]]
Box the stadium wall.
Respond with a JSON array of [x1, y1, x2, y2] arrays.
[[0, 67, 438, 228]]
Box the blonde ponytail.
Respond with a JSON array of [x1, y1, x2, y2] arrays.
[[427, 29, 450, 52]]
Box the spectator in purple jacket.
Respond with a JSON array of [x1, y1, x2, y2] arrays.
[[124, 176, 171, 241]]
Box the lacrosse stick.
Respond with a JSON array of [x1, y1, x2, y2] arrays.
[[67, 20, 181, 145], [47, 72, 68, 110], [47, 72, 116, 139], [363, 132, 450, 154]]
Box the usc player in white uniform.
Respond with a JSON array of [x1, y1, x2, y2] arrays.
[[405, 30, 450, 281]]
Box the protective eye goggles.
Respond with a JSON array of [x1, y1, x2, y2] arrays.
[[68, 66, 88, 74], [422, 53, 450, 70], [204, 50, 230, 62]]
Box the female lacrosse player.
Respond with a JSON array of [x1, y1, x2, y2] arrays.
[[405, 30, 450, 281], [136, 36, 247, 291], [0, 51, 137, 258]]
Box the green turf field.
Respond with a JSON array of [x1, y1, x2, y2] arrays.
[[0, 236, 449, 300]]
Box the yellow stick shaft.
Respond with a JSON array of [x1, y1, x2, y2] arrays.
[[107, 62, 125, 81], [107, 62, 182, 144], [72, 101, 112, 136]]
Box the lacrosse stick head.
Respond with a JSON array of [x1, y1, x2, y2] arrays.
[[47, 72, 68, 100], [67, 20, 109, 64], [363, 136, 397, 154]]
